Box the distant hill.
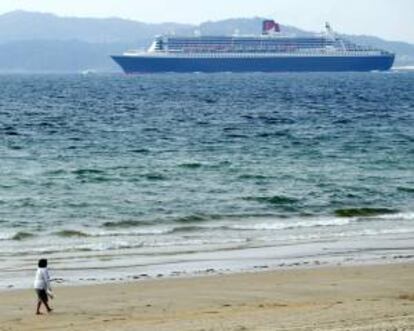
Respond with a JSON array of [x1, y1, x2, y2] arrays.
[[0, 11, 413, 73], [0, 10, 194, 43]]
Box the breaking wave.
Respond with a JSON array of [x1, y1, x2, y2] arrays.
[[334, 208, 398, 217]]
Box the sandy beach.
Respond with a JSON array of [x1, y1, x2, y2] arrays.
[[0, 263, 413, 331]]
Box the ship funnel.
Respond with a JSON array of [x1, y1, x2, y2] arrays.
[[262, 20, 280, 35]]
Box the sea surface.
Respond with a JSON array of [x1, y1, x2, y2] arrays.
[[0, 72, 413, 289]]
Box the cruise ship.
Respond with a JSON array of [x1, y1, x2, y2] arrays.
[[111, 20, 395, 73]]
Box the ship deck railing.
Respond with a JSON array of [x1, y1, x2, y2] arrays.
[[123, 49, 391, 58]]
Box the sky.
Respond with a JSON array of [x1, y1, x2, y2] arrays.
[[1, 0, 413, 43]]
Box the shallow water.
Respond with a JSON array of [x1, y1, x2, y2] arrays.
[[0, 72, 413, 288]]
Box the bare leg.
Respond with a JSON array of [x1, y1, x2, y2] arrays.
[[42, 299, 53, 313], [36, 301, 42, 315]]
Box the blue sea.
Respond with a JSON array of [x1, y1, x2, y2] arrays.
[[1, 72, 413, 289]]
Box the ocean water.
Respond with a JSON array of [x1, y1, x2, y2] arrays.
[[0, 72, 413, 289]]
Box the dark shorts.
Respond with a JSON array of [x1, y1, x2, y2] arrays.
[[35, 289, 48, 303]]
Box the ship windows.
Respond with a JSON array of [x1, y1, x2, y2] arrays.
[[161, 36, 365, 53]]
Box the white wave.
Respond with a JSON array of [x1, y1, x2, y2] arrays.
[[373, 212, 414, 221], [0, 231, 33, 241], [87, 227, 172, 237], [228, 218, 351, 231], [285, 227, 414, 241], [393, 66, 414, 71], [359, 228, 414, 236], [0, 232, 14, 240]]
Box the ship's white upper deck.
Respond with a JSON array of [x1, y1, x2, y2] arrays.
[[126, 21, 392, 57]]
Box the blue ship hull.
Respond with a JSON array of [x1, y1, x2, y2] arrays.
[[112, 54, 394, 74]]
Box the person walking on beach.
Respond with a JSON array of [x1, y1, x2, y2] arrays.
[[34, 259, 53, 315]]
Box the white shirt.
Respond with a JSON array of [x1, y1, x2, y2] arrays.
[[34, 267, 51, 290]]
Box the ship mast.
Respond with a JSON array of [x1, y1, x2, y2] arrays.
[[325, 22, 335, 39]]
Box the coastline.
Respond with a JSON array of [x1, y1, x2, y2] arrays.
[[3, 229, 413, 291], [1, 263, 413, 331]]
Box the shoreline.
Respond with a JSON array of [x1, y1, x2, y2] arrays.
[[1, 262, 413, 331], [3, 252, 414, 292], [3, 230, 414, 291]]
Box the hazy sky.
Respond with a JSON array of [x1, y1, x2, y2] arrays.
[[1, 0, 413, 43]]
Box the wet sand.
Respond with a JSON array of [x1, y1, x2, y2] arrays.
[[1, 263, 413, 331]]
